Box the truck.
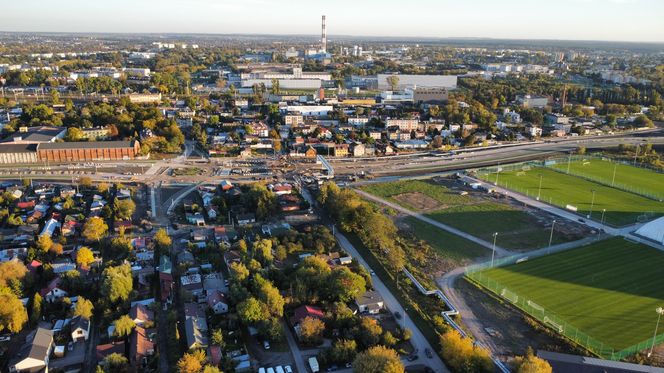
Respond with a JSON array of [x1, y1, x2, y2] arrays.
[[308, 357, 320, 373]]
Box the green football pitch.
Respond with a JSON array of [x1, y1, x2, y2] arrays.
[[481, 167, 664, 226], [468, 238, 664, 355], [549, 158, 664, 200]]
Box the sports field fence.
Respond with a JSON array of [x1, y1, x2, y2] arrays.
[[465, 258, 664, 360]]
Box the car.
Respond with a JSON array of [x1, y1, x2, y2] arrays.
[[407, 354, 419, 362], [275, 366, 285, 373], [578, 218, 585, 223], [394, 311, 402, 319], [284, 366, 293, 373], [345, 362, 352, 368], [263, 340, 271, 350], [425, 348, 433, 359], [67, 342, 74, 351], [0, 335, 10, 342], [267, 368, 275, 373], [258, 368, 266, 373], [326, 365, 338, 372], [370, 270, 376, 276]]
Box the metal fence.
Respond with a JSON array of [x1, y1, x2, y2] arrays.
[[465, 260, 664, 360]]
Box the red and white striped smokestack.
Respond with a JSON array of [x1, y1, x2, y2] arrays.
[[321, 15, 327, 53]]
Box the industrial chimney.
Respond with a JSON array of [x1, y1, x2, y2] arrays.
[[321, 15, 327, 53]]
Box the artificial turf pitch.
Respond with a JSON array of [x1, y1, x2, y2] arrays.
[[469, 238, 664, 353]]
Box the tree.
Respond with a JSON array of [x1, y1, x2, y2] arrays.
[[386, 75, 400, 91], [253, 239, 273, 265], [153, 228, 172, 252], [82, 216, 108, 241], [0, 260, 27, 287], [327, 267, 366, 303], [30, 292, 42, 324], [357, 317, 383, 348], [79, 176, 93, 188], [113, 315, 136, 338], [330, 339, 358, 364], [257, 281, 285, 317], [577, 146, 586, 155], [74, 296, 94, 319], [102, 353, 130, 373], [513, 347, 552, 373], [237, 297, 269, 325], [102, 264, 133, 303], [177, 350, 206, 373], [113, 198, 136, 220], [50, 242, 64, 255], [76, 247, 95, 268], [36, 234, 53, 253], [202, 366, 223, 373], [211, 328, 225, 347], [229, 262, 249, 283], [50, 89, 61, 105], [299, 316, 326, 345], [352, 345, 404, 373], [440, 330, 492, 373], [64, 127, 84, 142], [98, 182, 110, 194], [0, 291, 28, 333]]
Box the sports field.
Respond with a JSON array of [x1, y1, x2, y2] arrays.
[[362, 180, 575, 250], [467, 238, 664, 355], [549, 157, 664, 200], [482, 167, 664, 226]]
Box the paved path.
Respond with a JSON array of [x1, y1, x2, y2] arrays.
[[282, 319, 308, 373], [354, 188, 514, 257], [334, 232, 450, 373]]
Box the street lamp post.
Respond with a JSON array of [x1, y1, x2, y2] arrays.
[[548, 220, 556, 252], [536, 173, 543, 201], [648, 307, 664, 357], [601, 209, 606, 225], [588, 189, 596, 219], [611, 163, 618, 187], [491, 232, 498, 267]]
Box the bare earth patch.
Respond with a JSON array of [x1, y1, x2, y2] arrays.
[[393, 192, 442, 211]]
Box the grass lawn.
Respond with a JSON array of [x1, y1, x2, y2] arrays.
[[360, 180, 471, 210], [362, 179, 571, 250], [481, 167, 664, 226], [426, 202, 568, 250], [468, 238, 664, 354], [406, 217, 488, 261], [549, 158, 664, 200]]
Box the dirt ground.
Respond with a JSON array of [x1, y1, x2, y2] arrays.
[[393, 192, 442, 211], [456, 277, 589, 359]]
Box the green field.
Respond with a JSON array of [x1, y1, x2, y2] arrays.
[[406, 217, 488, 261], [482, 167, 664, 226], [362, 180, 571, 250], [467, 238, 664, 356], [549, 158, 664, 200]]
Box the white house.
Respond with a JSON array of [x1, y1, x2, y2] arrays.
[[70, 316, 90, 342], [207, 290, 229, 315], [10, 328, 53, 372]]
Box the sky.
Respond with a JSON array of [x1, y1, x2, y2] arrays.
[[3, 0, 664, 43]]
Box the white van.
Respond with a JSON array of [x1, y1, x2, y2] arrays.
[[275, 367, 285, 373]]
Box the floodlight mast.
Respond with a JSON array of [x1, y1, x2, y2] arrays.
[[648, 307, 664, 357]]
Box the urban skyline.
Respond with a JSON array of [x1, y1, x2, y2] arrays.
[[3, 0, 664, 43]]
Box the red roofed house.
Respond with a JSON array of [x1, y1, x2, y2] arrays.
[[96, 341, 125, 361], [207, 290, 229, 315], [17, 200, 36, 210], [290, 305, 325, 337], [129, 304, 154, 327], [40, 278, 68, 303], [28, 260, 42, 272], [208, 345, 222, 366], [130, 326, 155, 370]]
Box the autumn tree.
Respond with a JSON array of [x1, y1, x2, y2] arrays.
[[357, 317, 383, 348], [82, 216, 108, 241], [237, 297, 269, 325], [76, 247, 95, 268], [74, 296, 94, 319], [352, 345, 404, 373], [256, 278, 284, 317], [440, 330, 493, 373], [113, 198, 136, 220], [0, 291, 28, 333], [113, 315, 136, 338], [102, 353, 130, 373], [299, 316, 326, 346], [514, 347, 552, 373], [386, 75, 400, 91], [36, 234, 53, 253], [253, 239, 273, 265], [50, 242, 64, 255], [330, 339, 358, 364], [177, 350, 206, 373], [153, 228, 172, 252], [0, 260, 27, 287], [229, 262, 249, 283], [30, 292, 42, 324], [102, 264, 133, 303], [327, 267, 366, 303]]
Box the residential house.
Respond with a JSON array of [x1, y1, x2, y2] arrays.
[[355, 290, 384, 314], [184, 303, 208, 349], [40, 278, 68, 303], [290, 305, 325, 337], [9, 328, 53, 373], [207, 290, 229, 315], [129, 304, 154, 327], [130, 326, 155, 370], [70, 315, 90, 342], [223, 250, 242, 268]]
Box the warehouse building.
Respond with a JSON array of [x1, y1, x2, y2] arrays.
[[0, 144, 39, 164], [36, 140, 141, 162]]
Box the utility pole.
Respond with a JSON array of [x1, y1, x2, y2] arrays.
[[537, 173, 543, 201], [491, 232, 498, 267], [588, 189, 596, 219], [648, 307, 664, 357], [567, 152, 572, 174], [634, 144, 640, 166], [548, 220, 556, 251], [611, 163, 618, 187], [601, 209, 606, 225]]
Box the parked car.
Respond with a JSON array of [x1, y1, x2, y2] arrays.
[[284, 366, 293, 373], [263, 340, 271, 350], [267, 368, 275, 373], [407, 354, 419, 362], [394, 311, 402, 319], [425, 348, 433, 359], [275, 366, 285, 373], [0, 335, 10, 342]]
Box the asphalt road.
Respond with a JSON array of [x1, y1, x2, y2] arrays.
[[334, 231, 450, 373]]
